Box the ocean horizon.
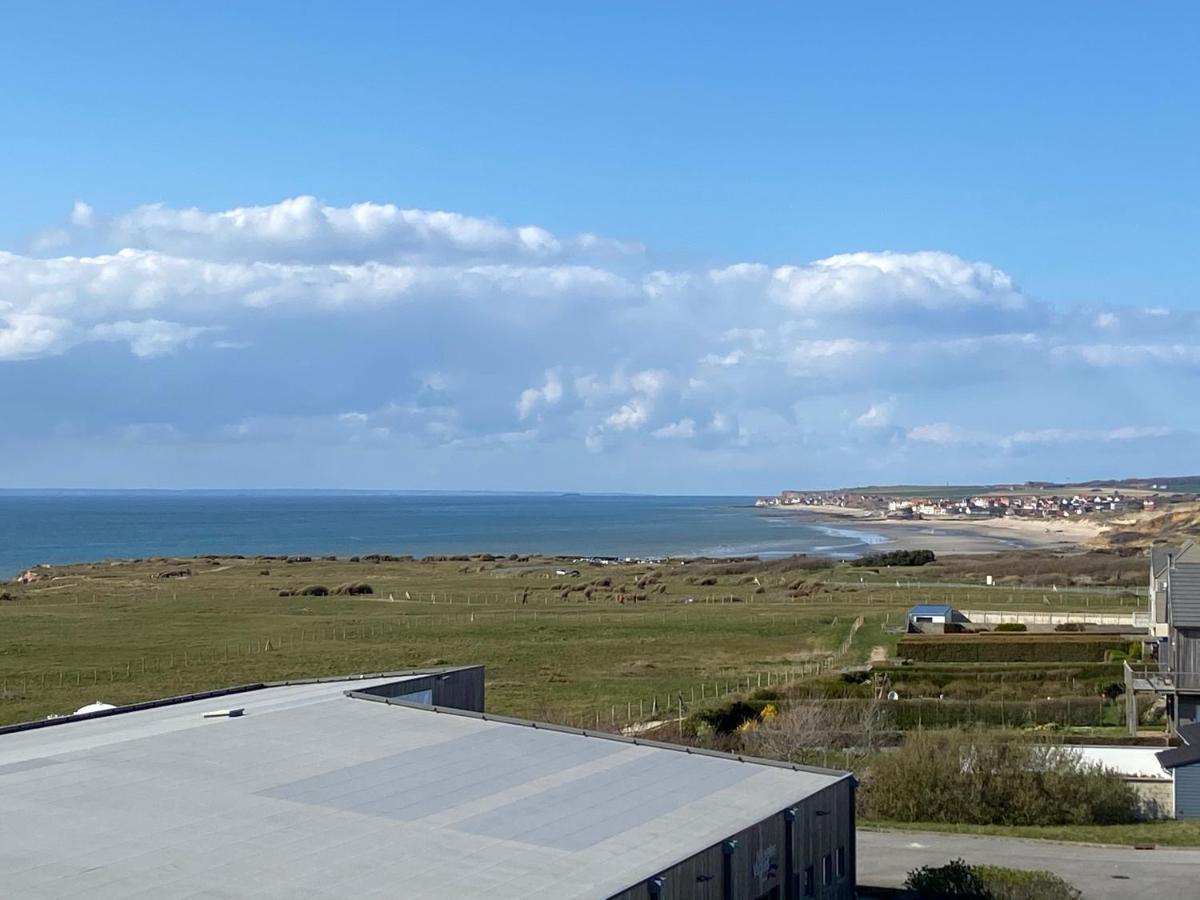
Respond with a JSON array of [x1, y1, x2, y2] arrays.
[[0, 490, 886, 578]]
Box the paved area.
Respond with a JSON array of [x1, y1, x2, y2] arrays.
[[858, 828, 1200, 900]]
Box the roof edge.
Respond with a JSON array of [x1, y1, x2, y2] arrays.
[[344, 688, 856, 781], [0, 667, 481, 737]]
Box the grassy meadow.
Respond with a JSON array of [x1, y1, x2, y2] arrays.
[[0, 551, 1140, 728]]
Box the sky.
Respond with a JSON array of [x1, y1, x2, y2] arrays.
[[1, 2, 1198, 493]]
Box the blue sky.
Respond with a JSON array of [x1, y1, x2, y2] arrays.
[[1, 2, 1197, 492]]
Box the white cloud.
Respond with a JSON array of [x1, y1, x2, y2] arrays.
[[652, 418, 696, 439], [4, 195, 1198, 472], [906, 423, 1174, 450], [43, 195, 643, 263], [516, 370, 564, 420], [629, 369, 668, 397], [907, 422, 965, 445], [604, 398, 651, 431], [769, 251, 1024, 314], [0, 312, 74, 360], [1051, 343, 1200, 368], [854, 401, 895, 429], [699, 350, 742, 367], [88, 320, 210, 357], [70, 201, 96, 228], [1010, 426, 1172, 444]]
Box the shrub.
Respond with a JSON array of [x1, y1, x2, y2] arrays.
[[690, 700, 764, 735], [994, 623, 1027, 632], [852, 549, 936, 568], [860, 729, 1139, 826], [905, 860, 989, 899], [297, 584, 329, 596], [975, 865, 1082, 900], [333, 582, 373, 595], [905, 862, 1081, 900], [897, 634, 1126, 663]]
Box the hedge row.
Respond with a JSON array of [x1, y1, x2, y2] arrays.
[[897, 634, 1129, 663], [815, 696, 1134, 729]]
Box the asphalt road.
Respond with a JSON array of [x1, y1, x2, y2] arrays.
[[858, 829, 1200, 899]]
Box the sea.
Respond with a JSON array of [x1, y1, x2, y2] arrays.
[[0, 491, 888, 578]]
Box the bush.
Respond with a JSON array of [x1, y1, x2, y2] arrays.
[[905, 861, 1081, 900], [297, 584, 330, 596], [860, 730, 1139, 826], [333, 582, 373, 595], [897, 634, 1127, 663], [975, 865, 1082, 900], [852, 549, 936, 568], [994, 623, 1027, 632], [905, 859, 989, 899]]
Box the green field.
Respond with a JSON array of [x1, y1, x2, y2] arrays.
[[0, 554, 904, 726], [0, 552, 1142, 728]]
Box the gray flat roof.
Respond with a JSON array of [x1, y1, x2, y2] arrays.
[[0, 675, 848, 899]]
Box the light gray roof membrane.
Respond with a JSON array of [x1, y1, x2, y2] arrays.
[[0, 676, 847, 899]]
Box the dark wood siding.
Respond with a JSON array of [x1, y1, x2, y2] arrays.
[[1171, 629, 1200, 681], [1169, 565, 1200, 626], [607, 777, 855, 900], [1175, 766, 1200, 819]]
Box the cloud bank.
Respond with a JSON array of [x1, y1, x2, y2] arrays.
[[2, 196, 1195, 489]]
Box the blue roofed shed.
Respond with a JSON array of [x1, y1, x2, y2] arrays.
[[907, 604, 966, 633]]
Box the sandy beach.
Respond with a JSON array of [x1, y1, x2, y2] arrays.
[[770, 504, 1103, 555]]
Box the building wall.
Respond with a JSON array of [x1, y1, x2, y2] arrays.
[[1169, 565, 1200, 627], [355, 667, 485, 712], [1127, 778, 1174, 819], [608, 778, 855, 900], [1174, 766, 1200, 819], [1179, 695, 1200, 727], [1170, 629, 1200, 680], [961, 609, 1145, 627]]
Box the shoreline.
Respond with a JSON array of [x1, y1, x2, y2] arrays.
[[764, 505, 1103, 555], [1, 497, 1108, 579]]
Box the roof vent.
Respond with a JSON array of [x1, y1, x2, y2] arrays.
[[73, 701, 116, 716]]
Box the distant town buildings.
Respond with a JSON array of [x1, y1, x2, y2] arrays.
[[755, 489, 1156, 519]]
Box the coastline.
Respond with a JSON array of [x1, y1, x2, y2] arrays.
[[765, 504, 1102, 555]]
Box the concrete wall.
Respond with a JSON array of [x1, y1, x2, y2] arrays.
[[1128, 778, 1174, 819], [962, 609, 1146, 627], [608, 777, 855, 900]]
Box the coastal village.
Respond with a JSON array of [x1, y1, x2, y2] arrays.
[[756, 487, 1163, 519]]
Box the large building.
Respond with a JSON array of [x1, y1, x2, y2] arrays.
[[0, 667, 856, 899], [1137, 543, 1200, 728]]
